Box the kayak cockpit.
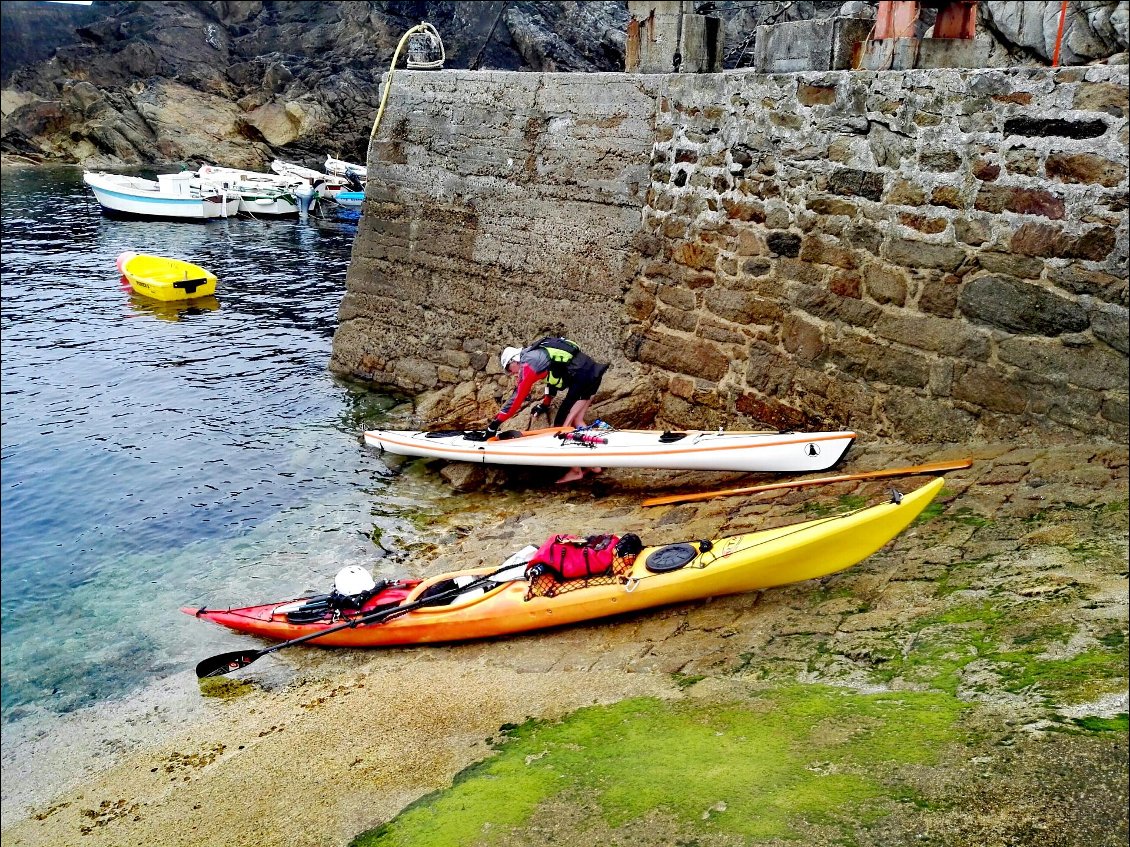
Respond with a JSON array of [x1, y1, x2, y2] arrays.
[[267, 579, 419, 624]]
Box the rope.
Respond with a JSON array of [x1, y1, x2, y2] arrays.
[[702, 503, 872, 565], [470, 3, 508, 70], [369, 23, 445, 142]]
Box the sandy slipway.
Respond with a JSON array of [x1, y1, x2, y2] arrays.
[[1, 439, 1127, 847]]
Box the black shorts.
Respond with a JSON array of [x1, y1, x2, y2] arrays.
[[554, 362, 608, 426]]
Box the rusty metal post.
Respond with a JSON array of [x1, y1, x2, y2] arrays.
[[874, 0, 921, 40], [932, 0, 978, 39], [626, 16, 642, 71]]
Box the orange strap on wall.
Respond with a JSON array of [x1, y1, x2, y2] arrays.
[[1053, 0, 1069, 66]]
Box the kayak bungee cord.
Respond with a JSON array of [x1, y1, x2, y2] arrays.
[[622, 496, 888, 591]]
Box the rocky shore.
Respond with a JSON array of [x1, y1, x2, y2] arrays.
[[2, 436, 1125, 846]]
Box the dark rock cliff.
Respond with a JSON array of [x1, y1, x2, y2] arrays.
[[1, 1, 102, 85], [0, 0, 631, 167]]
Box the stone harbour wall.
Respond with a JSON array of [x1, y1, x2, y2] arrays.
[[631, 64, 1128, 442], [331, 70, 662, 424], [330, 64, 1129, 443]]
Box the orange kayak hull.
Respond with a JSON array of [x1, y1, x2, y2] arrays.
[[185, 478, 943, 648]]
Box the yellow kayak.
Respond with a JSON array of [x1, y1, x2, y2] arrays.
[[187, 478, 944, 651], [116, 251, 217, 302]]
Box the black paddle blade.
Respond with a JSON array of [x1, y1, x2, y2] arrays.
[[196, 649, 262, 678]]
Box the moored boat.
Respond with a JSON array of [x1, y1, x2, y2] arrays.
[[196, 164, 317, 217], [116, 250, 218, 301], [364, 426, 856, 473], [332, 190, 365, 209], [324, 155, 366, 184], [270, 159, 351, 200], [185, 477, 944, 650], [83, 171, 239, 220]]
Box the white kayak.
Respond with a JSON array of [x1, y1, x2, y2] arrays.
[[363, 426, 856, 473]]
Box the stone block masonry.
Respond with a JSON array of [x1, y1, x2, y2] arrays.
[[330, 65, 1128, 444]]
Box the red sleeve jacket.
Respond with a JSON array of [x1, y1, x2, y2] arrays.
[[493, 361, 549, 423]]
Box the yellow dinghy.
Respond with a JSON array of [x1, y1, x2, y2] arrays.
[[116, 251, 217, 302]]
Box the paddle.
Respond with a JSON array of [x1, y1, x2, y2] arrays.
[[640, 457, 973, 507], [195, 560, 529, 678]]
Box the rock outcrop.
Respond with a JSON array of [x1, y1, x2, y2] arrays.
[[981, 0, 1129, 66], [0, 0, 101, 85]]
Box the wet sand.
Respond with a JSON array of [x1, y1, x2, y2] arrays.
[[2, 651, 677, 847]]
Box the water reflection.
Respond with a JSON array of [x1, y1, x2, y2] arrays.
[[125, 293, 221, 322]]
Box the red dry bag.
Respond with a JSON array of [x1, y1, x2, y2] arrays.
[[527, 534, 619, 580]]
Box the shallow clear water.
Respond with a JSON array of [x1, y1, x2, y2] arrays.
[[0, 166, 412, 722]]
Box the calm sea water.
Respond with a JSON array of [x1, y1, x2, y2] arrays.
[[0, 166, 423, 723]]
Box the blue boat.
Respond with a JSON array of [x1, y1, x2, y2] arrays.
[[334, 191, 364, 210]]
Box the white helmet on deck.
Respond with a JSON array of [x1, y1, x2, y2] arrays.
[[500, 346, 522, 370], [334, 565, 376, 597]]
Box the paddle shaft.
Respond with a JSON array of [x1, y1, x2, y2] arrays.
[[196, 565, 515, 677], [641, 458, 973, 507]]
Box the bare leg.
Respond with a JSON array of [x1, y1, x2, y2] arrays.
[[561, 398, 592, 429], [556, 397, 599, 482]]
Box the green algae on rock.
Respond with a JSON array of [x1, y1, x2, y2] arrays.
[[351, 685, 968, 846]]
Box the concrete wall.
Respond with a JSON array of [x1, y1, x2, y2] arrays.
[[330, 64, 1129, 443], [331, 70, 660, 422]]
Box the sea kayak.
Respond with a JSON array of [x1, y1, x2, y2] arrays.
[[116, 251, 218, 302], [363, 426, 856, 473], [185, 477, 942, 648]]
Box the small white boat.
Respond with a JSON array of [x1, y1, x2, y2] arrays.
[[196, 165, 316, 217], [270, 160, 350, 200], [324, 156, 366, 184], [198, 163, 301, 188], [83, 171, 239, 220], [270, 159, 325, 181], [364, 427, 857, 473]]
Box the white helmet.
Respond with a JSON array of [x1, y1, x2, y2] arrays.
[[334, 565, 376, 596], [500, 346, 522, 369]]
